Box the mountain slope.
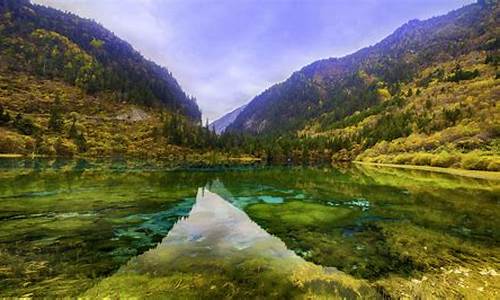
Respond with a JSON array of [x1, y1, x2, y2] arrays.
[[227, 1, 497, 135], [0, 0, 200, 121], [209, 105, 247, 134], [0, 0, 219, 159]]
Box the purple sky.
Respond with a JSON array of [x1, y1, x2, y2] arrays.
[[33, 0, 473, 122]]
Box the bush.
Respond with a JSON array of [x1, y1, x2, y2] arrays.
[[54, 138, 77, 157], [486, 160, 500, 172], [446, 65, 480, 82], [430, 152, 459, 168], [393, 153, 413, 164], [13, 114, 37, 135], [38, 142, 56, 156], [0, 131, 27, 154], [411, 153, 433, 166], [461, 155, 489, 170]]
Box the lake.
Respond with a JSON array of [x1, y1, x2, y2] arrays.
[[0, 159, 499, 298]]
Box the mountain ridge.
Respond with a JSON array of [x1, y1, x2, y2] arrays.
[[0, 0, 201, 121], [226, 1, 496, 135]]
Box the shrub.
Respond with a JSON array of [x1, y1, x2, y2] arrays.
[[486, 160, 500, 172], [54, 138, 77, 157], [446, 65, 480, 82], [411, 153, 433, 166], [461, 155, 489, 170], [13, 114, 37, 135], [393, 153, 413, 164], [0, 130, 27, 154], [430, 152, 459, 168], [38, 142, 56, 156]]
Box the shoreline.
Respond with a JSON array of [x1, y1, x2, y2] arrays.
[[0, 154, 25, 158], [354, 161, 500, 181], [2, 153, 499, 181]]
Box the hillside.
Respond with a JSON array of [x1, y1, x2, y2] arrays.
[[220, 1, 499, 170], [0, 0, 200, 120], [209, 105, 247, 134], [0, 0, 220, 159], [229, 1, 497, 135]]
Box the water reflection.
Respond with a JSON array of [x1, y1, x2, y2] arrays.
[[85, 188, 377, 298], [1, 159, 498, 298]]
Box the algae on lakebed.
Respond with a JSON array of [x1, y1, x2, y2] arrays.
[[1, 159, 499, 298], [85, 189, 379, 299]]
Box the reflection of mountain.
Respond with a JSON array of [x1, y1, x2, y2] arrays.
[[158, 188, 302, 258], [85, 188, 377, 298]]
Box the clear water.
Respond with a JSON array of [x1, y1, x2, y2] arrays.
[[0, 159, 499, 297]]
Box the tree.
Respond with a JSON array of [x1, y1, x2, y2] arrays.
[[13, 113, 36, 135], [446, 64, 480, 82], [75, 133, 87, 153], [48, 94, 64, 132], [68, 112, 79, 139], [0, 104, 11, 124]]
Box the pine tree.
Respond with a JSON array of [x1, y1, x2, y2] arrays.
[[68, 112, 79, 139], [0, 104, 11, 124], [48, 94, 64, 132], [75, 133, 87, 153]]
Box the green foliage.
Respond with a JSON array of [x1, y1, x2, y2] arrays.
[[442, 107, 461, 126], [0, 2, 201, 120], [0, 104, 11, 124], [90, 38, 104, 49], [54, 138, 76, 157], [74, 133, 87, 153], [430, 152, 458, 168], [362, 112, 413, 146], [13, 113, 36, 135], [461, 154, 490, 170], [48, 94, 64, 132], [417, 68, 444, 87], [446, 65, 480, 82], [485, 54, 499, 66]]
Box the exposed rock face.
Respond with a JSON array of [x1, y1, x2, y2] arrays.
[[116, 107, 150, 122]]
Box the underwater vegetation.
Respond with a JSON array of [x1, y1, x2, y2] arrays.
[[85, 189, 379, 299], [0, 158, 498, 298]]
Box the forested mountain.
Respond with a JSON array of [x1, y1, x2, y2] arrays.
[[0, 0, 498, 169], [0, 0, 225, 160], [227, 1, 498, 135], [0, 0, 200, 120]]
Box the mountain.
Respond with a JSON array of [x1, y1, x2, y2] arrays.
[[217, 0, 499, 170], [0, 0, 200, 121], [227, 1, 498, 135], [209, 104, 247, 134], [0, 0, 216, 158]]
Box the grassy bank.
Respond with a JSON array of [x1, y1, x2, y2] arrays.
[[354, 161, 500, 181]]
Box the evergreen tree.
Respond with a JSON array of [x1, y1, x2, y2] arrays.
[[0, 104, 11, 124], [68, 112, 79, 139], [75, 133, 87, 153], [48, 94, 64, 132]]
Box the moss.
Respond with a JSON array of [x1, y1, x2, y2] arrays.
[[247, 201, 356, 229]]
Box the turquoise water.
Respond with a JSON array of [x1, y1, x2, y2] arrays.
[[0, 159, 498, 297]]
